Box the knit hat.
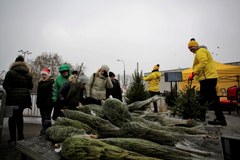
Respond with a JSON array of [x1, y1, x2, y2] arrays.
[[78, 75, 89, 85], [188, 38, 199, 47], [41, 68, 51, 76], [109, 71, 115, 77], [153, 64, 160, 71], [72, 70, 78, 75], [101, 65, 110, 72], [15, 55, 24, 62]]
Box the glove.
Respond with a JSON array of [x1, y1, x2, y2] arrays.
[[52, 101, 57, 108], [103, 71, 108, 78], [59, 96, 65, 101], [188, 72, 195, 81]]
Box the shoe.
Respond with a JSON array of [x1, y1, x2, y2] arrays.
[[208, 119, 227, 126], [7, 139, 15, 143], [7, 140, 16, 145], [18, 138, 24, 141], [198, 117, 206, 122], [40, 131, 46, 136], [18, 136, 24, 141]]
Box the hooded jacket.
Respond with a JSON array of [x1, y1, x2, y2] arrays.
[[143, 70, 161, 92], [192, 46, 218, 81], [85, 72, 113, 100], [3, 61, 33, 108], [52, 64, 71, 102], [106, 78, 122, 101]]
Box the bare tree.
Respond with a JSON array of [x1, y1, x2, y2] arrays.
[[30, 52, 63, 77], [71, 63, 86, 75], [27, 52, 63, 92], [29, 52, 88, 92]]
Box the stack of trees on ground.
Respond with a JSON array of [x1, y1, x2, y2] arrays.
[[45, 98, 221, 160]]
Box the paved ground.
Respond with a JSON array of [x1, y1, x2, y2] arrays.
[[0, 111, 240, 160], [0, 117, 41, 160]]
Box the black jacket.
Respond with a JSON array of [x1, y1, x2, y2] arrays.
[[3, 61, 33, 108], [106, 79, 122, 101], [36, 76, 54, 109], [59, 82, 83, 109]]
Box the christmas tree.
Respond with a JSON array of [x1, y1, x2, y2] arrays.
[[125, 70, 150, 104]]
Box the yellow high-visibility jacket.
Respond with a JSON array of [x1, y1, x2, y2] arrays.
[[192, 47, 218, 81], [143, 71, 161, 92]]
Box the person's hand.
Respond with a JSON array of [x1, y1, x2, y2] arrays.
[[52, 101, 57, 108], [188, 72, 195, 81], [60, 96, 65, 101], [103, 71, 108, 78]]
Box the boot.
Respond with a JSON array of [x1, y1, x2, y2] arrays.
[[8, 117, 16, 142], [153, 105, 158, 113], [208, 119, 227, 126], [40, 121, 51, 136]]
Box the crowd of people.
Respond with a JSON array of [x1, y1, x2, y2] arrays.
[[2, 38, 227, 145], [2, 58, 124, 142]]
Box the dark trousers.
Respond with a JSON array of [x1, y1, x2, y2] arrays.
[[86, 97, 102, 105], [52, 101, 65, 120], [199, 78, 225, 121], [39, 106, 53, 135], [150, 91, 159, 112], [8, 108, 24, 141]]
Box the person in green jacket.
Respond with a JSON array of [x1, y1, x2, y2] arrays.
[[143, 64, 161, 113], [188, 38, 226, 126], [52, 63, 71, 120]]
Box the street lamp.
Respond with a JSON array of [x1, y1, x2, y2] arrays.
[[18, 50, 32, 58], [117, 59, 125, 87]]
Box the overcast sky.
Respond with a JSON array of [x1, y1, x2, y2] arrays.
[[0, 0, 239, 77]]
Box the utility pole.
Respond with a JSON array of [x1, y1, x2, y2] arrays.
[[117, 59, 126, 87]]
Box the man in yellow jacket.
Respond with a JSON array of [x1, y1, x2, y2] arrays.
[[188, 38, 226, 126], [143, 64, 161, 112]]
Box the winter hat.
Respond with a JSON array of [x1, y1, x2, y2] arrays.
[[15, 55, 25, 62], [41, 68, 51, 76], [78, 75, 89, 85], [72, 70, 78, 75], [153, 64, 160, 71], [109, 71, 115, 77], [59, 63, 70, 72], [101, 65, 110, 72], [188, 38, 199, 47]]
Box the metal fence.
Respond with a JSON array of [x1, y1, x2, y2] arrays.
[[0, 88, 40, 117], [0, 86, 6, 137]]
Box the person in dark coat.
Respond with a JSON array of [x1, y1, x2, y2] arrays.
[[59, 75, 78, 110], [3, 55, 33, 144], [36, 68, 54, 136], [106, 71, 123, 101], [59, 74, 89, 109]]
